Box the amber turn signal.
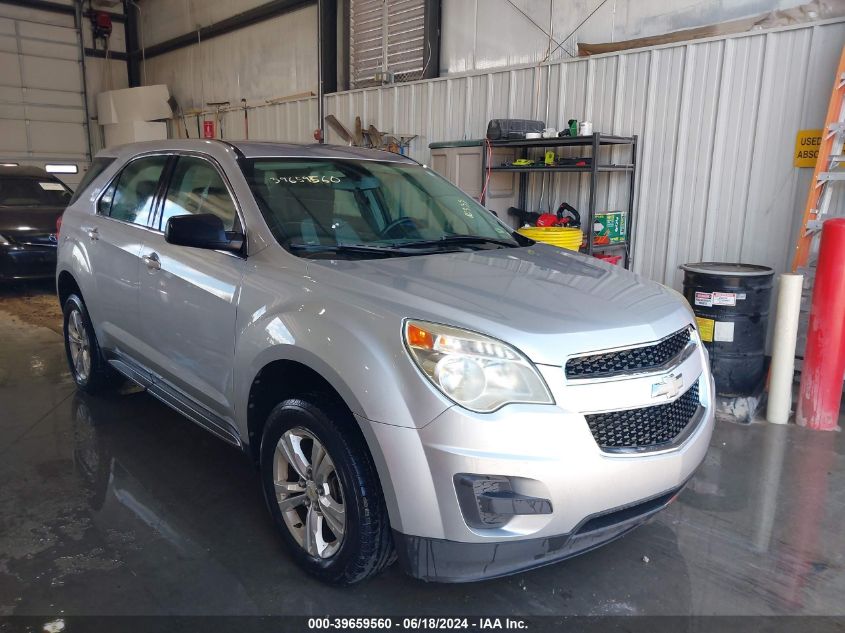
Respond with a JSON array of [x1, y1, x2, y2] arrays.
[[407, 323, 434, 349]]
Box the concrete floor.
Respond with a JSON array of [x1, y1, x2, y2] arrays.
[[1, 282, 843, 617]]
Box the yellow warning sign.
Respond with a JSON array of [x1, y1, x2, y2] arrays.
[[696, 317, 715, 343], [794, 129, 822, 168]]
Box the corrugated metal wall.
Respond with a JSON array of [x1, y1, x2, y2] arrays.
[[190, 18, 845, 288], [438, 0, 828, 75]]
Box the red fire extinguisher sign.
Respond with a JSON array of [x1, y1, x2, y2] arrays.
[[203, 120, 215, 138]]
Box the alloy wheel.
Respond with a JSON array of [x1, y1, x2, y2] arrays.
[[66, 308, 91, 383], [273, 427, 346, 559]]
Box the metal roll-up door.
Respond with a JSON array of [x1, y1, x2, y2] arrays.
[[0, 8, 88, 187], [350, 0, 425, 89]]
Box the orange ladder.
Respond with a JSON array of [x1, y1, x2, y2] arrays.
[[792, 45, 845, 272]]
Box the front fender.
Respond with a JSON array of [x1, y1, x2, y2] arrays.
[[233, 295, 453, 536], [233, 298, 452, 433]]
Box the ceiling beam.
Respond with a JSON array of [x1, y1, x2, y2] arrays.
[[0, 0, 125, 22], [85, 47, 128, 61], [0, 0, 74, 15], [132, 0, 316, 61]]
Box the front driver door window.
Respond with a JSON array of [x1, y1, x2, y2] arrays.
[[158, 156, 239, 232]]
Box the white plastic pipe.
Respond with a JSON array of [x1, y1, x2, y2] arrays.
[[766, 273, 804, 424]]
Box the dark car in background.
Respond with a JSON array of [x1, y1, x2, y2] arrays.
[[0, 165, 73, 282]]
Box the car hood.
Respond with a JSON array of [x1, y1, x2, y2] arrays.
[[307, 243, 696, 366], [0, 206, 63, 234]]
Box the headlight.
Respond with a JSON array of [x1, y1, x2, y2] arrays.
[[403, 320, 554, 412], [0, 233, 11, 245]]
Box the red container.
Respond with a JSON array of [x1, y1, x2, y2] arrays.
[[594, 254, 622, 266]]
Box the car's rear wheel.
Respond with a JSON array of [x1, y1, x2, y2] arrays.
[[62, 294, 116, 393], [260, 396, 394, 584]]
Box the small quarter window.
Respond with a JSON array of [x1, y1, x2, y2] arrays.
[[97, 181, 116, 216], [70, 157, 115, 205], [106, 156, 168, 226]]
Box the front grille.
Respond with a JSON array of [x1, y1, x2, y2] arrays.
[[566, 327, 691, 379], [585, 383, 700, 451]]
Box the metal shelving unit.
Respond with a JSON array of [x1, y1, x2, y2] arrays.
[[480, 133, 638, 269]]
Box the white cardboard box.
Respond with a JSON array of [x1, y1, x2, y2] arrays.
[[97, 85, 171, 125], [103, 121, 167, 148]]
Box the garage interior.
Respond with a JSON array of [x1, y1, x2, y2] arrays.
[[1, 0, 845, 624]]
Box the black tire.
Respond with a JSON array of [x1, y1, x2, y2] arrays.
[[62, 294, 116, 393], [260, 395, 394, 584]]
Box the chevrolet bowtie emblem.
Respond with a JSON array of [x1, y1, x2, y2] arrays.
[[652, 373, 684, 399]]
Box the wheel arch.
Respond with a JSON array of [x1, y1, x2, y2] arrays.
[[57, 269, 82, 307], [244, 357, 402, 530], [246, 358, 352, 462]]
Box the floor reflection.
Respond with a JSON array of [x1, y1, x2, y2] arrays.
[[671, 420, 843, 615], [0, 304, 843, 615]]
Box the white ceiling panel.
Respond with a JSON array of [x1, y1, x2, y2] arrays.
[[29, 120, 86, 154], [0, 34, 16, 53], [0, 11, 88, 169], [25, 105, 85, 123], [0, 119, 28, 152], [21, 55, 81, 92], [20, 38, 78, 60], [24, 88, 83, 107], [17, 20, 77, 45], [0, 51, 21, 84]]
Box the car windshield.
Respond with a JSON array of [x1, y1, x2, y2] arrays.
[[240, 158, 523, 258], [0, 176, 72, 207]]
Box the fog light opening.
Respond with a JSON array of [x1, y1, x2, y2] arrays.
[[454, 474, 552, 530]]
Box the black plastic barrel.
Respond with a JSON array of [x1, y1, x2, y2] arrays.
[[681, 262, 774, 397]]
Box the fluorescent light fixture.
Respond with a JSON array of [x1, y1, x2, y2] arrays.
[[45, 164, 78, 174], [2, 162, 19, 167]]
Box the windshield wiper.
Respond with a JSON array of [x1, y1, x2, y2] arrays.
[[288, 242, 445, 257], [401, 235, 519, 249]]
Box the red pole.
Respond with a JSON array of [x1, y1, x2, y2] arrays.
[[797, 218, 845, 430]]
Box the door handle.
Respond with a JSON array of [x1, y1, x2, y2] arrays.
[[82, 226, 99, 240], [142, 252, 161, 271]]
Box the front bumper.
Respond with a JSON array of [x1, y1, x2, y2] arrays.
[[0, 244, 57, 280], [361, 361, 715, 581], [393, 478, 688, 582]]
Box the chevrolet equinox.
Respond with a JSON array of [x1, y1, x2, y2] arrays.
[[56, 140, 714, 584]]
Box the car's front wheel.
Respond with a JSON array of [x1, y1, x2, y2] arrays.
[[260, 396, 394, 584]]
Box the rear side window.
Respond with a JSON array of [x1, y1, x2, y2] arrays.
[[98, 155, 168, 227], [68, 157, 114, 205], [159, 156, 238, 231]]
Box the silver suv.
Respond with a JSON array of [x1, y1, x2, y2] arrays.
[[57, 140, 714, 584]]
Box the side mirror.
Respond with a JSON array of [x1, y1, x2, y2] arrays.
[[164, 213, 244, 253]]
